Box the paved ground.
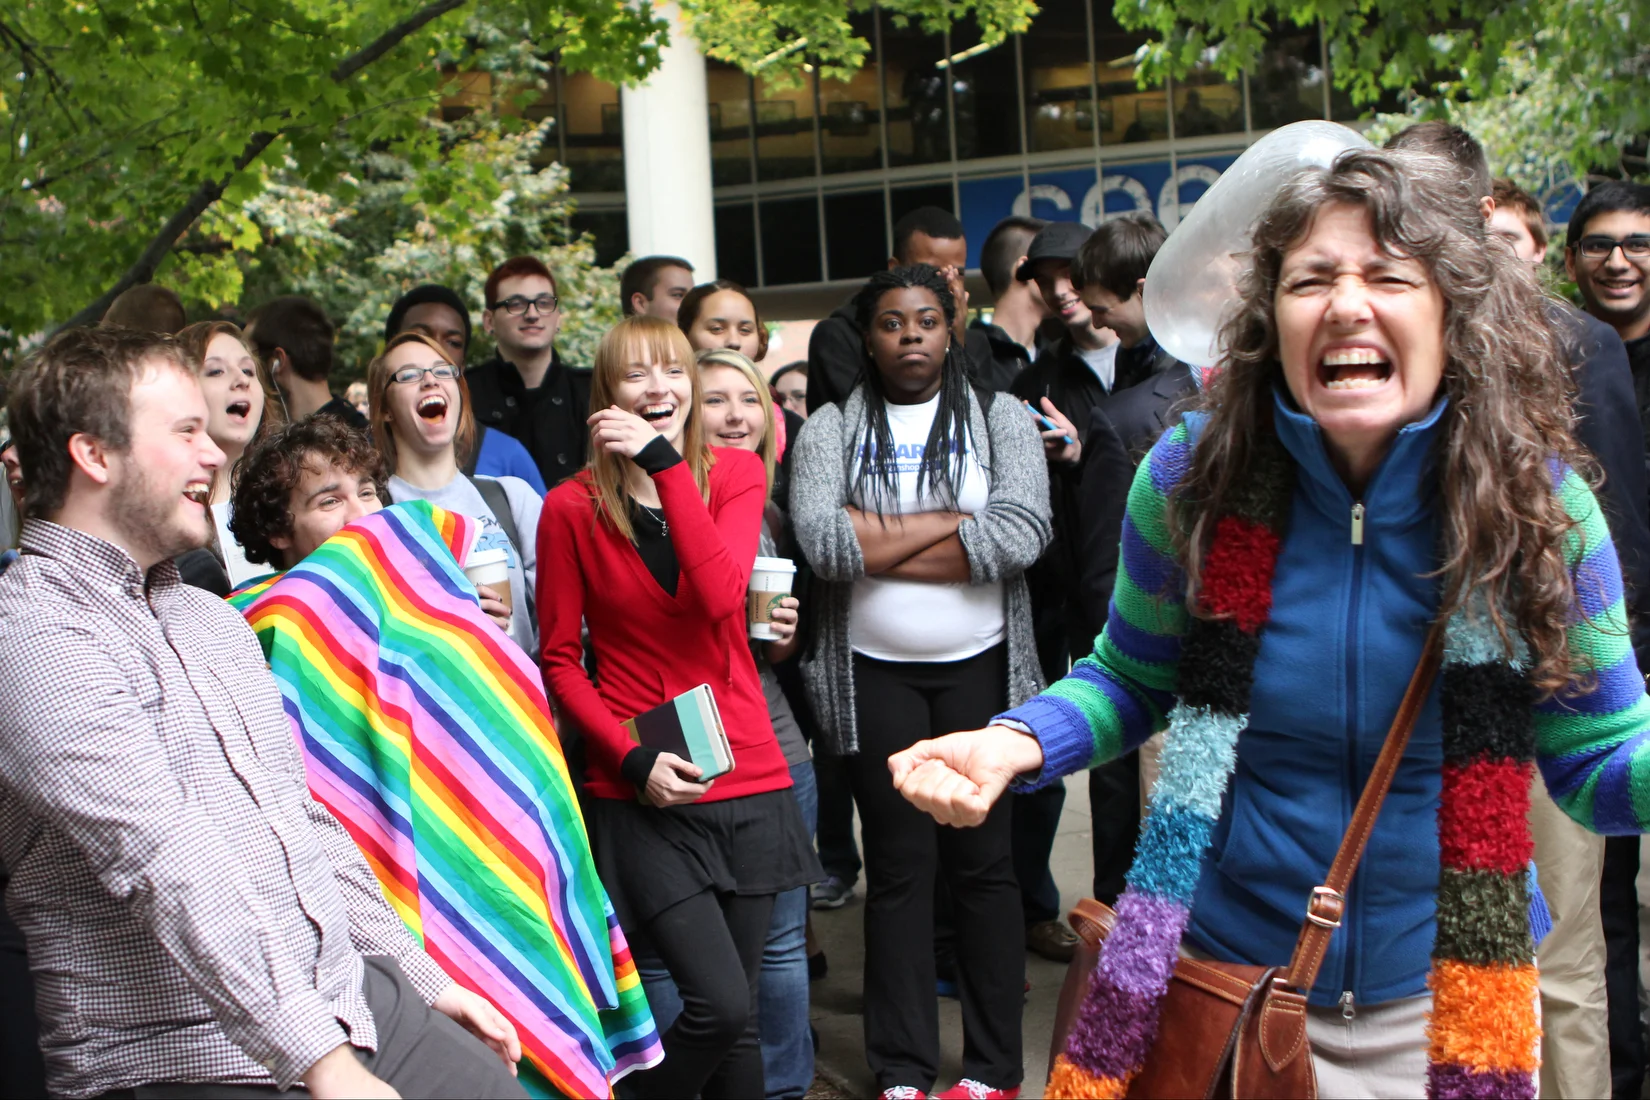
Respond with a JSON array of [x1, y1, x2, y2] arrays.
[[808, 774, 1092, 1099]]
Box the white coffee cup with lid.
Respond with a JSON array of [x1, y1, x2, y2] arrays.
[[464, 546, 512, 611], [748, 557, 797, 640]]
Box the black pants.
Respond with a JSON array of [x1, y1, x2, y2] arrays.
[[1088, 751, 1142, 904], [0, 890, 45, 1099], [119, 956, 525, 1099], [1603, 834, 1646, 1098], [813, 751, 863, 884], [1011, 782, 1066, 924], [847, 645, 1023, 1092], [626, 888, 774, 1099]]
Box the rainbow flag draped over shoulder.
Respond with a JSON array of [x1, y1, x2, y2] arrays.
[[229, 501, 660, 1098]]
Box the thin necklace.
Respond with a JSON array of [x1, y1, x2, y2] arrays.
[[637, 502, 668, 537]]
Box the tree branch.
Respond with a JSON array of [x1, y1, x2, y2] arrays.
[[62, 0, 473, 329], [334, 0, 468, 82], [59, 130, 278, 329]]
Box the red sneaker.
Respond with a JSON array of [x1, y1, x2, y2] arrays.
[[935, 1081, 1021, 1100], [880, 1088, 928, 1100]]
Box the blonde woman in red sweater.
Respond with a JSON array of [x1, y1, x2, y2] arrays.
[[537, 315, 820, 1098]]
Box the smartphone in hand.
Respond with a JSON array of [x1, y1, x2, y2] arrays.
[[1027, 404, 1074, 446]]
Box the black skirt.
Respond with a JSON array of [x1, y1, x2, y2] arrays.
[[584, 787, 822, 930]]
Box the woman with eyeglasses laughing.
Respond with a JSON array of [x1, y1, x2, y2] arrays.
[[368, 330, 542, 658]]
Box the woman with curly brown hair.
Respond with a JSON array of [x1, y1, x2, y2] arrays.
[[889, 148, 1650, 1099], [175, 319, 286, 592]]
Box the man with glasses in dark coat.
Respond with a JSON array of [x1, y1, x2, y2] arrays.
[[464, 256, 592, 491]]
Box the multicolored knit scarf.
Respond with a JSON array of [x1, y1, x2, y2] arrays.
[[1046, 429, 1540, 1100]]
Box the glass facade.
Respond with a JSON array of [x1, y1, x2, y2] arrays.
[[535, 1, 1378, 290]]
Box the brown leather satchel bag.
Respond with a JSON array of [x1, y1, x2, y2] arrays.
[[1048, 628, 1442, 1098]]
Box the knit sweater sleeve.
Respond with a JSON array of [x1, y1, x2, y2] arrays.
[[1536, 466, 1650, 834], [955, 392, 1053, 583], [997, 422, 1192, 787], [788, 404, 866, 583], [655, 447, 765, 622]]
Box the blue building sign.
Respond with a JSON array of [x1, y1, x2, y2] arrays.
[[959, 155, 1238, 268]]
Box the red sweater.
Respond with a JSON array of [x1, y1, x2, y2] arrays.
[[537, 446, 792, 802]]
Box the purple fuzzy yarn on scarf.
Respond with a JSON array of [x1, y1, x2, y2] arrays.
[[1101, 891, 1190, 996], [1057, 891, 1190, 1080], [1427, 1064, 1536, 1099], [1061, 972, 1162, 1081]]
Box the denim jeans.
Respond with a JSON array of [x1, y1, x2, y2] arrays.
[[636, 760, 819, 1099]]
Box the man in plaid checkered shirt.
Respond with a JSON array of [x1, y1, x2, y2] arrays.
[[0, 327, 528, 1099]]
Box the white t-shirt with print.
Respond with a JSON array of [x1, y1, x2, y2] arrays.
[[848, 394, 1005, 663]]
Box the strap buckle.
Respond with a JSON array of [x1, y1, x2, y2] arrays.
[[1306, 886, 1345, 929]]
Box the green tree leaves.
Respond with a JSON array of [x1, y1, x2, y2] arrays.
[[0, 0, 1036, 355]]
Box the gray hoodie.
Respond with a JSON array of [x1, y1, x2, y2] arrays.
[[788, 385, 1052, 755]]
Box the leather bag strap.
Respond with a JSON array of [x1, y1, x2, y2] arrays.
[[1279, 621, 1445, 994]]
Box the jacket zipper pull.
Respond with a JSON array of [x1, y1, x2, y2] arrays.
[[1340, 990, 1356, 1021], [1350, 502, 1365, 546]]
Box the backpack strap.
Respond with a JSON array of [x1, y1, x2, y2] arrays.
[[466, 474, 521, 561]]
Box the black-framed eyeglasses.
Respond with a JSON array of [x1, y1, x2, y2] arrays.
[[389, 364, 460, 385], [1576, 235, 1650, 261], [488, 294, 559, 316]]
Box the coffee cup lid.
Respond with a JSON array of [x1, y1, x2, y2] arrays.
[[752, 556, 796, 572], [468, 546, 509, 567]]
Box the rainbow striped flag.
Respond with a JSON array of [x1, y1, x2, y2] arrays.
[[229, 501, 661, 1098]]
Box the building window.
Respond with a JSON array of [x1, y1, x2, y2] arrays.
[[890, 183, 955, 226], [820, 10, 885, 175], [947, 17, 1023, 162], [1022, 0, 1100, 152], [755, 74, 818, 182], [1175, 59, 1246, 138], [562, 71, 625, 192], [1250, 26, 1329, 130], [570, 210, 629, 267], [825, 191, 889, 281], [708, 61, 754, 187], [760, 197, 824, 285], [715, 203, 760, 287], [881, 18, 952, 167]]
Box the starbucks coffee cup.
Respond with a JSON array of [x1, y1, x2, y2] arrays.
[[748, 556, 797, 640], [464, 546, 512, 611]]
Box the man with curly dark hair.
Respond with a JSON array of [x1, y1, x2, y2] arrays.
[[230, 416, 389, 571]]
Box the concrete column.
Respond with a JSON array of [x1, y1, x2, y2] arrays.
[[620, 5, 717, 280]]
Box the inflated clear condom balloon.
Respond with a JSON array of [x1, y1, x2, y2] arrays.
[[1144, 120, 1374, 368]]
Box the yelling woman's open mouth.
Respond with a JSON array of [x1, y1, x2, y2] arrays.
[[417, 394, 449, 421], [226, 400, 252, 421], [1318, 346, 1392, 392], [639, 403, 676, 424]]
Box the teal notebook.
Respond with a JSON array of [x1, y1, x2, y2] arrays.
[[623, 684, 735, 781]]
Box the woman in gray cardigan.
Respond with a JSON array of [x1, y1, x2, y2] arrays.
[[789, 265, 1051, 1100]]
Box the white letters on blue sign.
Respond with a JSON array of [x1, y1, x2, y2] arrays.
[[1079, 176, 1153, 226], [1157, 164, 1223, 230], [1010, 184, 1074, 218]]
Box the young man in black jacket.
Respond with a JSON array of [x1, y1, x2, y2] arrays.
[[970, 216, 1050, 382], [245, 296, 367, 431], [1000, 219, 1121, 963], [464, 256, 592, 490], [1063, 213, 1200, 906]]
